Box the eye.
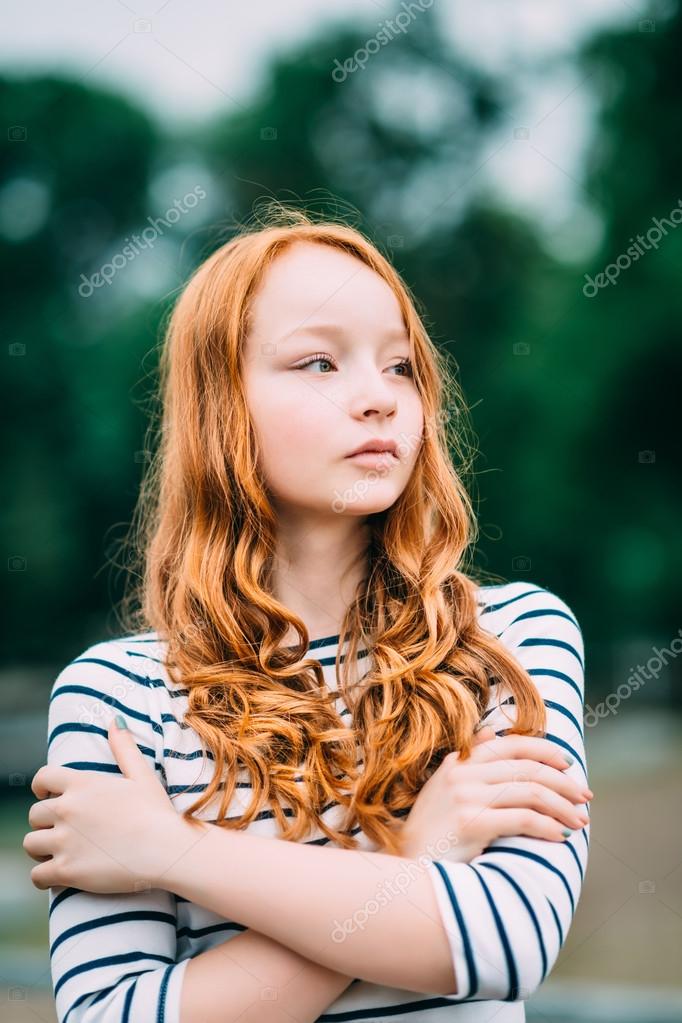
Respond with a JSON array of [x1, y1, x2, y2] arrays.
[[389, 357, 414, 377], [294, 354, 414, 376], [294, 353, 337, 373]]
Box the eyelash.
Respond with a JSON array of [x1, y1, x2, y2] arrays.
[[294, 353, 414, 377]]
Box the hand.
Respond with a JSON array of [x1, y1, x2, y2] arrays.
[[23, 717, 194, 893], [397, 725, 593, 863]]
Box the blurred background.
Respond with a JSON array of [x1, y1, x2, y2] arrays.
[[1, 1, 680, 1020]]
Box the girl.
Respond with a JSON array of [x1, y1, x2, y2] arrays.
[[24, 208, 591, 1023]]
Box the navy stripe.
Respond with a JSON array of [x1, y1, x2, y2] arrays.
[[504, 606, 580, 632], [517, 637, 584, 672], [431, 861, 478, 998], [48, 720, 161, 751], [63, 988, 106, 1023], [164, 747, 211, 760], [50, 910, 176, 957], [65, 656, 154, 687], [49, 886, 81, 917], [122, 979, 135, 1023], [479, 587, 545, 615], [546, 897, 564, 946], [63, 971, 146, 1023], [48, 687, 163, 734], [317, 994, 508, 1018], [528, 667, 583, 703], [469, 865, 519, 1000], [161, 712, 190, 729], [158, 963, 174, 1023], [480, 862, 548, 981], [560, 833, 586, 882], [54, 951, 174, 999], [480, 696, 584, 738], [480, 846, 576, 913], [177, 920, 245, 940], [127, 650, 165, 664]]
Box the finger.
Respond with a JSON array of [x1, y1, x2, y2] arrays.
[[472, 725, 496, 744], [474, 781, 590, 831], [30, 861, 60, 891], [478, 806, 587, 844], [28, 798, 59, 829], [107, 716, 156, 782], [468, 733, 574, 772], [473, 758, 591, 803], [23, 828, 57, 862], [31, 765, 78, 800]]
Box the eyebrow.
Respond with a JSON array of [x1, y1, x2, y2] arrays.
[[284, 323, 410, 343]]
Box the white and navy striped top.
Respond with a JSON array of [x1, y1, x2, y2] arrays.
[[46, 580, 589, 1023]]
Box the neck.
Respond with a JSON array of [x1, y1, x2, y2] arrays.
[[271, 507, 371, 643]]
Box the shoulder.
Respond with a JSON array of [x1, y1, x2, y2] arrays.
[[48, 631, 178, 729], [47, 633, 175, 778], [51, 632, 162, 690], [476, 579, 581, 634], [476, 579, 584, 676]]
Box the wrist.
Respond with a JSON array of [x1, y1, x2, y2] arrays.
[[151, 811, 213, 893]]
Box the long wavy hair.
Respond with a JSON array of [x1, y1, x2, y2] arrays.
[[119, 203, 546, 856]]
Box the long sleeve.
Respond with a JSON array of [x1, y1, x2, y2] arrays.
[[46, 639, 189, 1023], [425, 583, 589, 1002]]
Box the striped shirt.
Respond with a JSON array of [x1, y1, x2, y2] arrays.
[[46, 580, 589, 1022]]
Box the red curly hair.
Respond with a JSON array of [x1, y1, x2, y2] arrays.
[[119, 203, 546, 856]]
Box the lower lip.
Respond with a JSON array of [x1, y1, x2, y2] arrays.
[[346, 451, 399, 467]]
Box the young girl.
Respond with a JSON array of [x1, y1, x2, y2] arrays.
[[24, 208, 591, 1023]]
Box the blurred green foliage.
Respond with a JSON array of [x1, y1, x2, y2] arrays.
[[1, 4, 679, 700]]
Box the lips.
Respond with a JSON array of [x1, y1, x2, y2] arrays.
[[346, 439, 398, 458]]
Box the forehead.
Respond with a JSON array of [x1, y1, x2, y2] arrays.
[[246, 241, 407, 344]]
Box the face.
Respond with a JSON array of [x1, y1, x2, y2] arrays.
[[242, 241, 424, 520]]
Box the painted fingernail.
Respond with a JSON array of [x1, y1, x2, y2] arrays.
[[114, 715, 128, 730], [561, 828, 574, 838], [563, 754, 574, 765]]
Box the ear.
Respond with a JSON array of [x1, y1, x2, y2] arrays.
[[107, 716, 156, 781]]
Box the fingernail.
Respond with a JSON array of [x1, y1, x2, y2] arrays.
[[114, 715, 128, 730], [561, 828, 574, 838], [563, 754, 574, 765]]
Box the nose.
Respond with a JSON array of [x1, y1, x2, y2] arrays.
[[347, 372, 398, 420]]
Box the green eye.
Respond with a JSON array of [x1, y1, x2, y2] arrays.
[[390, 358, 414, 376], [295, 354, 336, 372]]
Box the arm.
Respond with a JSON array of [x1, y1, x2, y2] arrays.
[[422, 584, 590, 1001], [180, 929, 354, 1023], [45, 641, 354, 1023], [156, 816, 458, 995], [145, 586, 587, 999], [46, 641, 188, 1023]]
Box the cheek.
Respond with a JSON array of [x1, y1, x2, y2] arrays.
[[258, 387, 331, 446], [251, 385, 337, 482]]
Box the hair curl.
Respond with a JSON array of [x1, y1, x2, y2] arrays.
[[119, 202, 546, 856]]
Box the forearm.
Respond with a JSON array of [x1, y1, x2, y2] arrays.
[[181, 928, 354, 1023], [159, 822, 457, 995]]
